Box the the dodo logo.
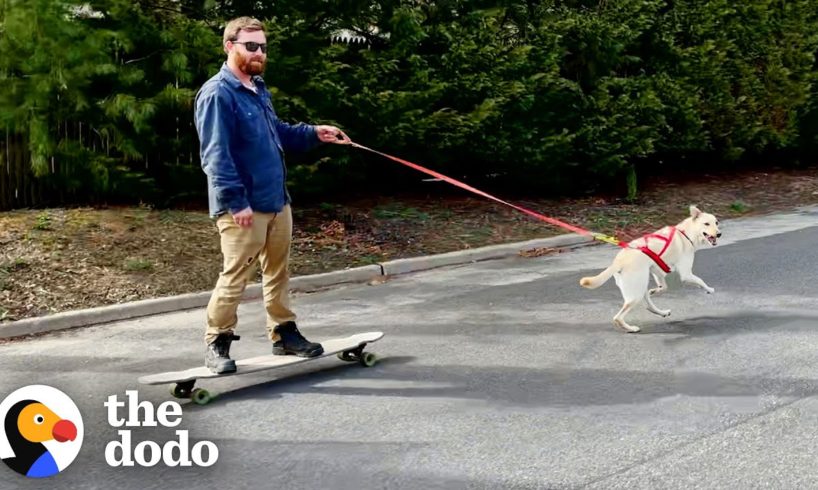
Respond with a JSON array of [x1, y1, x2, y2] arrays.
[[0, 385, 83, 478]]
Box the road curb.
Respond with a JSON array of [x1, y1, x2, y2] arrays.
[[0, 233, 592, 339], [379, 234, 594, 276]]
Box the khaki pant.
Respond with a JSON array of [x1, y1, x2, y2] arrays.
[[205, 205, 296, 344]]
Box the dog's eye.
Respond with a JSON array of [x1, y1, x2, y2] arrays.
[[704, 223, 710, 226]]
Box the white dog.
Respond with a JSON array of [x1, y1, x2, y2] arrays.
[[579, 205, 721, 333]]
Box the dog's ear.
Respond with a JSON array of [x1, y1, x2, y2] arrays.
[[689, 205, 702, 219]]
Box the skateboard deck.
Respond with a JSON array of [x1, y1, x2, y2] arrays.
[[138, 331, 383, 405]]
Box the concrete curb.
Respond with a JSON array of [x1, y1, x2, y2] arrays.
[[289, 264, 384, 292], [379, 234, 594, 276], [0, 233, 592, 339]]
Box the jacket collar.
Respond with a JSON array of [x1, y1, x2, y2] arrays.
[[219, 62, 266, 92]]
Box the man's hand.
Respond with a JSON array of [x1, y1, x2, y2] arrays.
[[315, 125, 351, 145], [232, 206, 253, 228]]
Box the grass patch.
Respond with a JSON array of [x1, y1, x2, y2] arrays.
[[124, 258, 153, 272], [729, 200, 750, 213], [33, 212, 52, 231]]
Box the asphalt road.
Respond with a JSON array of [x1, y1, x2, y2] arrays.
[[1, 206, 818, 489]]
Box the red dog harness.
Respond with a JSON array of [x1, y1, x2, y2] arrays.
[[631, 226, 693, 273]]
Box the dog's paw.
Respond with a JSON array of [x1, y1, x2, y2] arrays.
[[705, 287, 715, 294], [614, 321, 641, 333], [649, 287, 665, 296]]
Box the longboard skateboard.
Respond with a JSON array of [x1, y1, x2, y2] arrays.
[[138, 331, 384, 405]]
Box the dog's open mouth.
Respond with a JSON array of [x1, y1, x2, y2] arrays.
[[704, 232, 717, 246]]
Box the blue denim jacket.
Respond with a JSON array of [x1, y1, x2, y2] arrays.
[[194, 63, 319, 217]]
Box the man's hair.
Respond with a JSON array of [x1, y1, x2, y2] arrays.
[[223, 16, 265, 45]]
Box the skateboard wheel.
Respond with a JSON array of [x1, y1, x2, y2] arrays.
[[191, 388, 212, 405], [171, 381, 195, 399], [360, 352, 377, 367]]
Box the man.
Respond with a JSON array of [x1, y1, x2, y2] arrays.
[[194, 16, 351, 374]]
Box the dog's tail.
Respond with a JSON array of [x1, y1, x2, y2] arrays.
[[580, 265, 617, 289]]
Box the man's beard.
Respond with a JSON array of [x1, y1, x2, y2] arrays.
[[236, 51, 266, 76]]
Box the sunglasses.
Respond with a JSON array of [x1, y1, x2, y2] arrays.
[[233, 41, 267, 53]]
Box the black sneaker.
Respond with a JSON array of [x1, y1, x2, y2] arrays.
[[205, 333, 240, 374], [272, 322, 324, 358]]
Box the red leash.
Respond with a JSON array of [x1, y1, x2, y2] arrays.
[[349, 142, 673, 273]]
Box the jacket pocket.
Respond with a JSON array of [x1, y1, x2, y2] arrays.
[[236, 109, 262, 141]]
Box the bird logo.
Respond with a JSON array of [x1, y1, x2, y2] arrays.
[[0, 386, 83, 478]]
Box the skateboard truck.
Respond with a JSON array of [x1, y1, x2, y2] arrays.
[[336, 344, 378, 367], [170, 380, 212, 405]]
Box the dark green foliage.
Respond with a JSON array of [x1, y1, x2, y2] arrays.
[[1, 0, 816, 209]]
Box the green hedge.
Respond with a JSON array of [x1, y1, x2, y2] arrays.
[[1, 0, 816, 208]]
